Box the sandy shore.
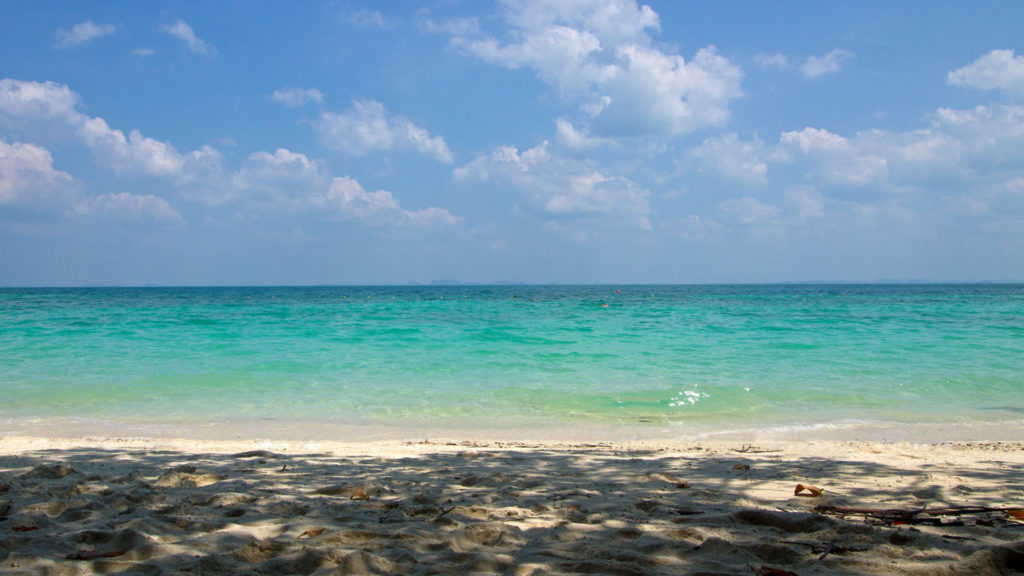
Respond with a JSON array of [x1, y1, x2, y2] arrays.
[[1, 436, 1022, 575]]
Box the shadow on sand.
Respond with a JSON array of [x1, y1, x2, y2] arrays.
[[1, 442, 1023, 575]]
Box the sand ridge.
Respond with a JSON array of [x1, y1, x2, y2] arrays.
[[0, 437, 1022, 575]]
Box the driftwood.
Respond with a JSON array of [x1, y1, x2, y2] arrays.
[[814, 505, 1024, 526]]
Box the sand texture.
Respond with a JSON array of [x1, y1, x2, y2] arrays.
[[1, 438, 1022, 575]]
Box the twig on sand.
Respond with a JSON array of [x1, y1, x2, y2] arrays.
[[433, 506, 456, 521], [734, 444, 782, 454]]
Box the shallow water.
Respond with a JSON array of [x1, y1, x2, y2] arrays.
[[1, 284, 1022, 438]]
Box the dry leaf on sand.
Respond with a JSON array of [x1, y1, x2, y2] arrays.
[[794, 484, 823, 497]]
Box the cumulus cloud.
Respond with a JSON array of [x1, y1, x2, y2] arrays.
[[315, 99, 452, 163], [313, 176, 460, 226], [0, 78, 219, 180], [948, 50, 1024, 97], [778, 126, 850, 155], [800, 49, 852, 78], [237, 148, 324, 187], [434, 0, 742, 138], [231, 148, 326, 208], [454, 141, 550, 183], [162, 20, 215, 55], [685, 133, 768, 185], [764, 102, 1024, 191], [554, 118, 611, 149], [79, 117, 185, 176], [272, 87, 324, 108], [0, 140, 75, 206], [0, 79, 459, 228], [681, 119, 970, 195], [0, 139, 181, 222], [455, 140, 649, 227], [231, 149, 459, 226], [55, 21, 115, 48], [0, 79, 462, 229], [0, 78, 79, 125], [777, 127, 887, 186]]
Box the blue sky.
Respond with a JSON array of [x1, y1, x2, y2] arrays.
[[2, 1, 1023, 285]]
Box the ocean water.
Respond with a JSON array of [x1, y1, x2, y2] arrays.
[[1, 285, 1022, 439]]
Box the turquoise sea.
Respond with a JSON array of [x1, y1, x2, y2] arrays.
[[1, 285, 1022, 439]]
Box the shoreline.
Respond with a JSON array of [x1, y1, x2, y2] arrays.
[[1, 434, 1022, 575], [3, 416, 1024, 445]]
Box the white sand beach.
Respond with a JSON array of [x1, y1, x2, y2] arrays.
[[1, 436, 1022, 575]]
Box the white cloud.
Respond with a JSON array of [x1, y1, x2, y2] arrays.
[[237, 148, 323, 186], [0, 78, 80, 125], [554, 118, 610, 149], [0, 79, 220, 181], [0, 79, 460, 229], [455, 139, 649, 226], [132, 48, 155, 58], [755, 52, 789, 69], [315, 99, 452, 163], [438, 0, 742, 138], [948, 49, 1024, 97], [778, 127, 850, 155], [162, 20, 215, 55], [777, 127, 887, 185], [324, 176, 400, 218], [55, 21, 115, 48], [74, 192, 183, 222], [685, 133, 768, 185], [233, 148, 325, 207], [767, 102, 1024, 191], [545, 171, 648, 220], [455, 141, 550, 183], [402, 206, 461, 226], [233, 156, 460, 226], [272, 87, 324, 108], [316, 176, 460, 226], [0, 139, 181, 223], [0, 140, 75, 206], [800, 49, 852, 78], [79, 116, 187, 176]]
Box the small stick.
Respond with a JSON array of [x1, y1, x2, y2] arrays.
[[433, 506, 456, 521]]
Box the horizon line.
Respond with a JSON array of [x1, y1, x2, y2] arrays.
[[2, 280, 1023, 289]]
